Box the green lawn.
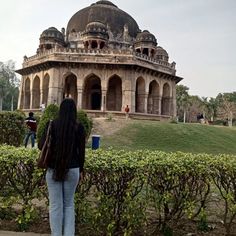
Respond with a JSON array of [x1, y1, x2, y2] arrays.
[[101, 120, 236, 155]]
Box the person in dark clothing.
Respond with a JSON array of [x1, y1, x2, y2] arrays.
[[38, 98, 86, 236], [24, 112, 37, 148]]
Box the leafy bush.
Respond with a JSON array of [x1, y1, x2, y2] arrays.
[[77, 109, 93, 139], [37, 104, 59, 142], [0, 145, 43, 230], [0, 111, 26, 146]]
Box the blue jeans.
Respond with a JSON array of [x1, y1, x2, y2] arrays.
[[46, 168, 80, 236], [24, 131, 35, 148]]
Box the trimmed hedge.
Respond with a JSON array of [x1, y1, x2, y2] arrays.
[[0, 111, 26, 146], [1, 146, 236, 235]]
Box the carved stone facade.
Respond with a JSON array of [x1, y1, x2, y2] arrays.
[[17, 0, 182, 118]]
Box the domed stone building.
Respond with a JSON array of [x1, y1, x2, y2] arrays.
[[17, 0, 183, 119]]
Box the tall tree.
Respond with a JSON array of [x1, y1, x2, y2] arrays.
[[216, 93, 236, 127], [176, 85, 191, 123], [0, 60, 19, 111]]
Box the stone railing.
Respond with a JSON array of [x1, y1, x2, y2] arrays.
[[23, 48, 175, 74]]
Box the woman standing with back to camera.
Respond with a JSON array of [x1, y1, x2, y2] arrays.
[[38, 98, 86, 236]]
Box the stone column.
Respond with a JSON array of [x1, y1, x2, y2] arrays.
[[97, 40, 101, 50], [158, 97, 162, 115], [76, 73, 83, 109], [144, 93, 148, 113], [88, 41, 92, 49], [101, 89, 107, 112], [39, 71, 44, 106], [47, 68, 60, 105], [77, 87, 82, 109], [172, 84, 177, 117], [29, 74, 33, 109]]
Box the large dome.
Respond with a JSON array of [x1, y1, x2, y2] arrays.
[[66, 0, 140, 38]]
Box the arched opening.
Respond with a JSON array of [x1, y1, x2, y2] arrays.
[[45, 44, 52, 50], [106, 75, 122, 111], [84, 41, 89, 49], [150, 49, 155, 58], [63, 74, 77, 105], [135, 77, 145, 113], [162, 83, 171, 115], [82, 75, 101, 110], [24, 78, 30, 109], [42, 74, 49, 106], [148, 80, 160, 114], [143, 48, 149, 56], [136, 48, 141, 53], [91, 41, 98, 49], [100, 41, 105, 49], [32, 76, 40, 109]]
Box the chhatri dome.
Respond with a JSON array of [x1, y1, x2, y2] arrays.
[[17, 0, 183, 119]]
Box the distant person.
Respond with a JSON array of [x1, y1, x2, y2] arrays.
[[38, 98, 86, 236], [24, 112, 37, 148], [125, 105, 130, 120]]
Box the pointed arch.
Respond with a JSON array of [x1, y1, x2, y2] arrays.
[[24, 78, 31, 109], [148, 80, 160, 114], [63, 73, 77, 105], [135, 77, 145, 113], [42, 73, 50, 106], [32, 76, 40, 109], [106, 75, 122, 111], [162, 82, 171, 115], [82, 74, 101, 110]]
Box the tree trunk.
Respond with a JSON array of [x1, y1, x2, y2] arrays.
[[183, 111, 186, 123], [11, 95, 14, 111], [0, 96, 3, 111], [228, 111, 233, 127]]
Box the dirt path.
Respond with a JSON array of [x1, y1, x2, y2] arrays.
[[91, 117, 130, 137]]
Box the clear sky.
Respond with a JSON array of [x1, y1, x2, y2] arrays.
[[0, 0, 235, 98]]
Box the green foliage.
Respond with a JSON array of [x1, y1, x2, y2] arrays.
[[1, 146, 236, 234], [106, 113, 114, 121], [0, 111, 26, 146], [37, 104, 59, 142], [0, 60, 19, 111], [0, 145, 44, 230], [197, 208, 209, 232], [77, 109, 93, 139], [102, 120, 236, 155]]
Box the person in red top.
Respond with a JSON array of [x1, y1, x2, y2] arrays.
[[125, 105, 130, 120], [24, 112, 37, 148]]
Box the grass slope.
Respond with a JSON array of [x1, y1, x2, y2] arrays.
[[101, 120, 236, 155]]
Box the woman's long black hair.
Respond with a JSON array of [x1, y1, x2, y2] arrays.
[[53, 98, 77, 181]]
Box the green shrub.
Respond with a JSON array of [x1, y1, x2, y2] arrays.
[[0, 111, 26, 146], [0, 145, 44, 230], [77, 110, 93, 139], [37, 104, 59, 142]]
